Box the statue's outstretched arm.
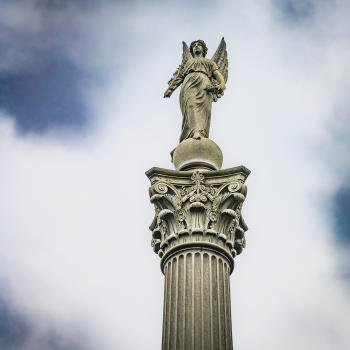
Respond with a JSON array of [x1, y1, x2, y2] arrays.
[[164, 41, 192, 98], [164, 76, 182, 97]]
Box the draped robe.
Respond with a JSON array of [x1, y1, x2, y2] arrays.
[[179, 57, 219, 142]]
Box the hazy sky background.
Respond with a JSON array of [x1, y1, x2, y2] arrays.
[[0, 0, 349, 349]]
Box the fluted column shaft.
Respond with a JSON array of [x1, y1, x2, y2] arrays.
[[162, 249, 232, 350]]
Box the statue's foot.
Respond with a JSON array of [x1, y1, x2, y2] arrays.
[[193, 132, 201, 140]]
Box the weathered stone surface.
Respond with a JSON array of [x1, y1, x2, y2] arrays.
[[150, 37, 250, 350], [172, 138, 223, 171], [146, 166, 249, 349]]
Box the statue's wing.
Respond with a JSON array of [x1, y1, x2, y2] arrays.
[[211, 37, 228, 82], [167, 41, 192, 90], [181, 41, 192, 64]]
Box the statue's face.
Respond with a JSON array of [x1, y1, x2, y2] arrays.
[[193, 42, 204, 56]]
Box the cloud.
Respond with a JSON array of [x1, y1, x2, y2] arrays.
[[0, 0, 349, 349], [0, 284, 87, 350]]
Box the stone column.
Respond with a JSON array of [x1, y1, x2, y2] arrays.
[[146, 161, 250, 350], [162, 249, 232, 350]]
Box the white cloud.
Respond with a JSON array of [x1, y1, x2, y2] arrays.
[[0, 1, 349, 349]]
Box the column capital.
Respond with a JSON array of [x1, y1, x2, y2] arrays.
[[146, 166, 250, 274]]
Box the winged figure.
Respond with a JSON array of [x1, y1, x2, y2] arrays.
[[164, 38, 228, 142]]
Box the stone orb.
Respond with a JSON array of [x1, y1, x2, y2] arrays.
[[172, 138, 223, 171]]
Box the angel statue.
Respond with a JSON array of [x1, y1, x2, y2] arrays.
[[164, 38, 228, 142]]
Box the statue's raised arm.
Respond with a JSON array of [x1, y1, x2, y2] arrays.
[[164, 42, 192, 98]]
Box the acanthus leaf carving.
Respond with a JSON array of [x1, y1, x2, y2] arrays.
[[148, 170, 249, 262]]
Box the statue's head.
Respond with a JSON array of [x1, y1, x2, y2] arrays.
[[190, 40, 208, 57]]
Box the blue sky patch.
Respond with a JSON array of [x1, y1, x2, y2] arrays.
[[334, 187, 350, 245], [0, 57, 89, 134], [272, 0, 315, 22]]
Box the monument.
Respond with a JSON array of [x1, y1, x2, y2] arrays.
[[146, 38, 250, 350]]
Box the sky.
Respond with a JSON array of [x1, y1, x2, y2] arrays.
[[0, 0, 349, 349]]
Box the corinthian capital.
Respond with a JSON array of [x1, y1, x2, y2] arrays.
[[146, 166, 250, 274]]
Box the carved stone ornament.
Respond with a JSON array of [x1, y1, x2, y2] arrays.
[[146, 166, 250, 274]]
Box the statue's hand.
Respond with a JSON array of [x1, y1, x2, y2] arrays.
[[205, 84, 212, 91], [218, 83, 226, 92], [164, 88, 173, 98], [205, 84, 223, 94], [205, 84, 225, 102]]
